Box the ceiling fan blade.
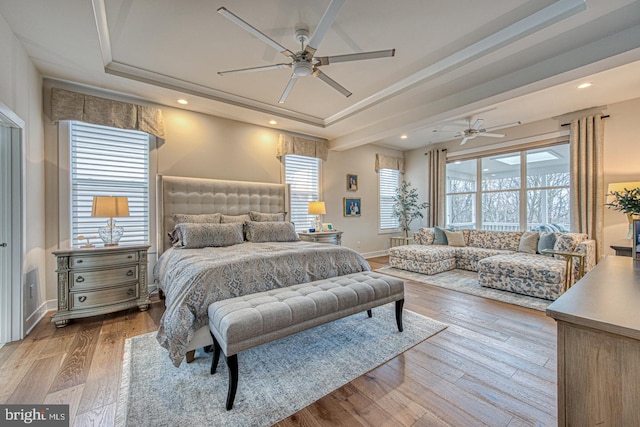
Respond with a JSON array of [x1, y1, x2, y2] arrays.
[[478, 132, 505, 138], [304, 0, 345, 56], [217, 7, 296, 60], [315, 49, 396, 66], [484, 121, 522, 132], [278, 76, 298, 104], [313, 69, 352, 97], [218, 63, 291, 76], [471, 118, 484, 129], [459, 137, 472, 145]]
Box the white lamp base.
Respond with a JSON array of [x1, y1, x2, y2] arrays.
[[98, 220, 124, 246]]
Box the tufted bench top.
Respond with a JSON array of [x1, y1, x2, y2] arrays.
[[208, 271, 404, 357]]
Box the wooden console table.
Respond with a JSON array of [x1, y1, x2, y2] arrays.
[[546, 256, 640, 426], [610, 239, 632, 257]]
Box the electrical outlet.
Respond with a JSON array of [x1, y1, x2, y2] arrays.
[[357, 241, 361, 248]]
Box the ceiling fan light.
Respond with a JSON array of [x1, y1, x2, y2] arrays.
[[293, 61, 313, 77]]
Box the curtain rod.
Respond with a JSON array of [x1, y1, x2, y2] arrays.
[[560, 114, 610, 127]]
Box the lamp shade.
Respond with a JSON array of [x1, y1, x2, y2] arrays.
[[308, 201, 326, 215], [91, 196, 130, 218], [607, 181, 640, 204]]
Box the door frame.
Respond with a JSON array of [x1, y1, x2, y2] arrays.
[[0, 101, 25, 343]]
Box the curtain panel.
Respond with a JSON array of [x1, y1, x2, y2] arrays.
[[374, 154, 405, 173], [50, 88, 166, 140], [276, 134, 329, 161], [569, 114, 604, 260], [426, 148, 447, 227]]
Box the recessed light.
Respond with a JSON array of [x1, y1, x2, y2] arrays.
[[400, 134, 408, 139], [577, 82, 592, 89], [454, 161, 462, 165], [268, 120, 277, 125], [177, 99, 188, 105]]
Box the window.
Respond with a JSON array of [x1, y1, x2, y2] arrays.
[[284, 155, 321, 232], [446, 144, 570, 231], [379, 168, 401, 231], [70, 121, 150, 247]]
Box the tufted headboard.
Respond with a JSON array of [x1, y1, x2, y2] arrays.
[[156, 175, 290, 254]]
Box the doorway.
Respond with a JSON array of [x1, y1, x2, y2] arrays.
[[0, 103, 24, 344]]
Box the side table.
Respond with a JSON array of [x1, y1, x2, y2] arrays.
[[610, 239, 632, 257], [389, 236, 413, 248], [298, 230, 343, 245], [540, 249, 586, 291]]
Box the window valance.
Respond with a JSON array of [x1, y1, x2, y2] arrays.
[[50, 88, 166, 140], [276, 134, 328, 161], [375, 153, 404, 173]]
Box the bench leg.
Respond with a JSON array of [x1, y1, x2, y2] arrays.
[[367, 309, 372, 318], [210, 331, 221, 375], [185, 350, 196, 363], [395, 299, 404, 332], [226, 354, 238, 410]]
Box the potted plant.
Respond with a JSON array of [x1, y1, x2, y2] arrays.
[[606, 186, 640, 238], [392, 181, 429, 238]]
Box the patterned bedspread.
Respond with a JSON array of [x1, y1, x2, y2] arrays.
[[154, 241, 371, 366]]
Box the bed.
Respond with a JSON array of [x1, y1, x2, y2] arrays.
[[154, 175, 371, 366]]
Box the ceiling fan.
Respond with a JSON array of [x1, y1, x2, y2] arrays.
[[217, 0, 395, 104], [454, 118, 522, 145]]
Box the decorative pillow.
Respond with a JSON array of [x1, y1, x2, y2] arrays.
[[172, 223, 244, 248], [444, 230, 465, 247], [172, 213, 221, 224], [537, 232, 557, 256], [220, 214, 251, 224], [245, 221, 300, 243], [433, 226, 448, 245], [249, 211, 286, 222], [518, 231, 540, 254]]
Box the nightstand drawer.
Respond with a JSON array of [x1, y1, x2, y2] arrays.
[[70, 285, 138, 310], [70, 251, 138, 269], [70, 266, 138, 290]]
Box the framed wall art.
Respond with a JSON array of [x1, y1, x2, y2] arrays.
[[344, 197, 361, 217], [346, 174, 358, 191]]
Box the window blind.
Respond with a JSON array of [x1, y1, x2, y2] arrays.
[[284, 154, 320, 232], [70, 121, 150, 246], [379, 168, 400, 230]]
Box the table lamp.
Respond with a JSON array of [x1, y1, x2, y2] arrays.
[[308, 201, 326, 232], [91, 196, 130, 246]]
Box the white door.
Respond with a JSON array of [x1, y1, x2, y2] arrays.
[[0, 123, 11, 344]]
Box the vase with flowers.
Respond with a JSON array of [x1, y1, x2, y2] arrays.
[[606, 185, 640, 239]]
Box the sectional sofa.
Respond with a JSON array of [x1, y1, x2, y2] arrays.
[[389, 228, 596, 300]]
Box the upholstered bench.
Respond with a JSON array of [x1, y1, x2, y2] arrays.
[[207, 271, 405, 410]]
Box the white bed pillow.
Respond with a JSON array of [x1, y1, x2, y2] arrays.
[[172, 223, 244, 248], [172, 213, 221, 224], [220, 214, 251, 223], [249, 211, 286, 222], [245, 221, 300, 243]]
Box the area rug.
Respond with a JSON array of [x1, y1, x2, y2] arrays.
[[376, 267, 551, 311], [116, 305, 447, 427]]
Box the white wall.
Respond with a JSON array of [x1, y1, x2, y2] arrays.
[[404, 99, 640, 257], [0, 13, 46, 334], [323, 144, 404, 256]]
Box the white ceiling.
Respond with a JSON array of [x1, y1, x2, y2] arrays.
[[2, 0, 640, 151]]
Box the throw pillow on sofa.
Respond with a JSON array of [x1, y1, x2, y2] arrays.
[[538, 232, 557, 255], [444, 230, 465, 247], [518, 231, 540, 254], [433, 226, 448, 245]]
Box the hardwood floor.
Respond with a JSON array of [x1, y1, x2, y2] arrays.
[[0, 257, 558, 426]]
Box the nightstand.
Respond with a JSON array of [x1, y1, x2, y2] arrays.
[[51, 244, 151, 327], [298, 230, 343, 245]]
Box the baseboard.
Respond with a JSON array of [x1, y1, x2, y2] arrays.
[[363, 250, 389, 259], [25, 300, 50, 335]]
